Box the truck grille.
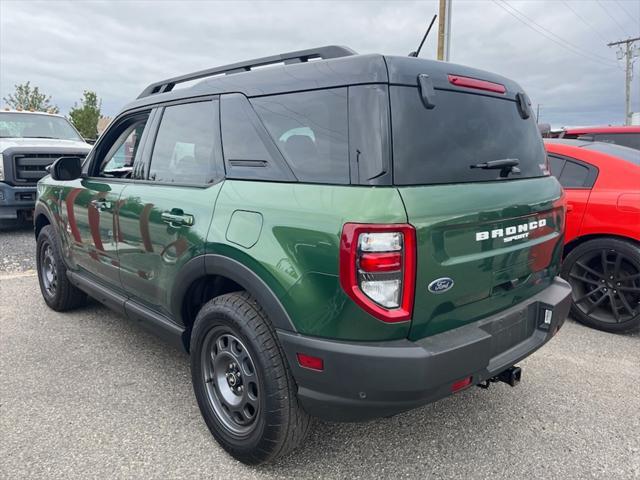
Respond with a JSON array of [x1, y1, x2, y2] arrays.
[[12, 153, 85, 185]]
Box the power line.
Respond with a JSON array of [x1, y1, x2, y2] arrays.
[[492, 0, 621, 68], [596, 0, 632, 37], [613, 0, 640, 25], [501, 0, 621, 66], [561, 0, 609, 44]]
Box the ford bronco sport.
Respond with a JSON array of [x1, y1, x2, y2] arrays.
[[0, 110, 90, 224], [34, 46, 571, 464]]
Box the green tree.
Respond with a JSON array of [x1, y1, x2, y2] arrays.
[[2, 81, 59, 113], [68, 90, 102, 140]]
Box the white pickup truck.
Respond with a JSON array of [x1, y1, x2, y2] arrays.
[[0, 110, 91, 224]]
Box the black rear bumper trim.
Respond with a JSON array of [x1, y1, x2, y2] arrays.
[[277, 276, 571, 422]]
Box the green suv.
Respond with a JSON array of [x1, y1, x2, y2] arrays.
[[34, 46, 571, 464]]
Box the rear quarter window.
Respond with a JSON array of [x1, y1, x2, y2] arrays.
[[558, 160, 590, 188], [220, 93, 296, 182], [251, 88, 349, 184], [390, 86, 547, 185]]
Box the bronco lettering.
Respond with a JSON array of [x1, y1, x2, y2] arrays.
[[476, 218, 547, 243]]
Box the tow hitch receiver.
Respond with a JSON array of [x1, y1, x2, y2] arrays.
[[477, 366, 522, 389]]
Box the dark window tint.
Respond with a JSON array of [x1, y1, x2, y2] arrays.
[[559, 160, 589, 188], [251, 89, 349, 184], [348, 85, 391, 185], [593, 133, 640, 150], [391, 87, 547, 185], [548, 155, 565, 177], [148, 102, 217, 185], [585, 140, 640, 164], [220, 93, 295, 182]]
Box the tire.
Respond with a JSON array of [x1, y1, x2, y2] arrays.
[[36, 225, 86, 311], [190, 291, 310, 464], [561, 237, 640, 333]]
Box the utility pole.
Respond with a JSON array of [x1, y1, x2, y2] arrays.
[[536, 104, 541, 122], [437, 0, 452, 61], [608, 36, 639, 125]]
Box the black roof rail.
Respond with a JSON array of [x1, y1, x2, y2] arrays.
[[137, 45, 357, 99]]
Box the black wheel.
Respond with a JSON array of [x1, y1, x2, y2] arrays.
[[190, 291, 310, 464], [562, 238, 640, 333], [36, 225, 86, 311]]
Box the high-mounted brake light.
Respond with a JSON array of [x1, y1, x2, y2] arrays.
[[339, 223, 416, 323], [448, 74, 506, 94]]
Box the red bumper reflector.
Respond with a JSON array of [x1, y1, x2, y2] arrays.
[[448, 74, 506, 94], [451, 376, 473, 392], [297, 353, 324, 371]]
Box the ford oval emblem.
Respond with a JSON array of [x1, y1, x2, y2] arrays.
[[428, 277, 454, 294]]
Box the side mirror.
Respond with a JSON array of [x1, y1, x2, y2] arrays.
[[50, 156, 82, 181]]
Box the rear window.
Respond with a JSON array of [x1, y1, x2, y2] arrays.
[[592, 133, 640, 151], [390, 87, 547, 185], [583, 142, 640, 166]]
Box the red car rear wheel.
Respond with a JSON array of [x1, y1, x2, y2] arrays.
[[562, 238, 640, 333]]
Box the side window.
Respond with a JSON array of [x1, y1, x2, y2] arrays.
[[220, 93, 295, 182], [547, 155, 565, 178], [95, 115, 149, 178], [251, 88, 349, 184], [148, 101, 218, 185], [558, 160, 590, 188]]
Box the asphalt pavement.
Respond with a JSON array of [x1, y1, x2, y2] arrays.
[[1, 226, 638, 479]]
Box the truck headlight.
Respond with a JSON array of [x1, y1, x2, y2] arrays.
[[0, 153, 4, 181]]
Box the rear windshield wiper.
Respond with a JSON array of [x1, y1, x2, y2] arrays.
[[470, 158, 520, 178]]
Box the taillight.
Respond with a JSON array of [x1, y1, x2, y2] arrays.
[[448, 74, 506, 94], [339, 223, 416, 323], [359, 252, 402, 272]]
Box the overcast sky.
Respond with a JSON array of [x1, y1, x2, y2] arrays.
[[1, 0, 638, 127]]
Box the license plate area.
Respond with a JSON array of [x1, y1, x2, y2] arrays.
[[485, 307, 536, 358]]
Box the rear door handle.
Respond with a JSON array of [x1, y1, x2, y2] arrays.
[[161, 210, 194, 227]]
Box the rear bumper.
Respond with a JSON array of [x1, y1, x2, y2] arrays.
[[0, 183, 36, 219], [278, 276, 571, 422]]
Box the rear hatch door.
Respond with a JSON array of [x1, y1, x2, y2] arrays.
[[387, 63, 564, 340]]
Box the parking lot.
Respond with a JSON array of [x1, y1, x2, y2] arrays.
[[1, 224, 639, 480]]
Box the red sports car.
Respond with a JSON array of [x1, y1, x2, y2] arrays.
[[545, 139, 640, 332]]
